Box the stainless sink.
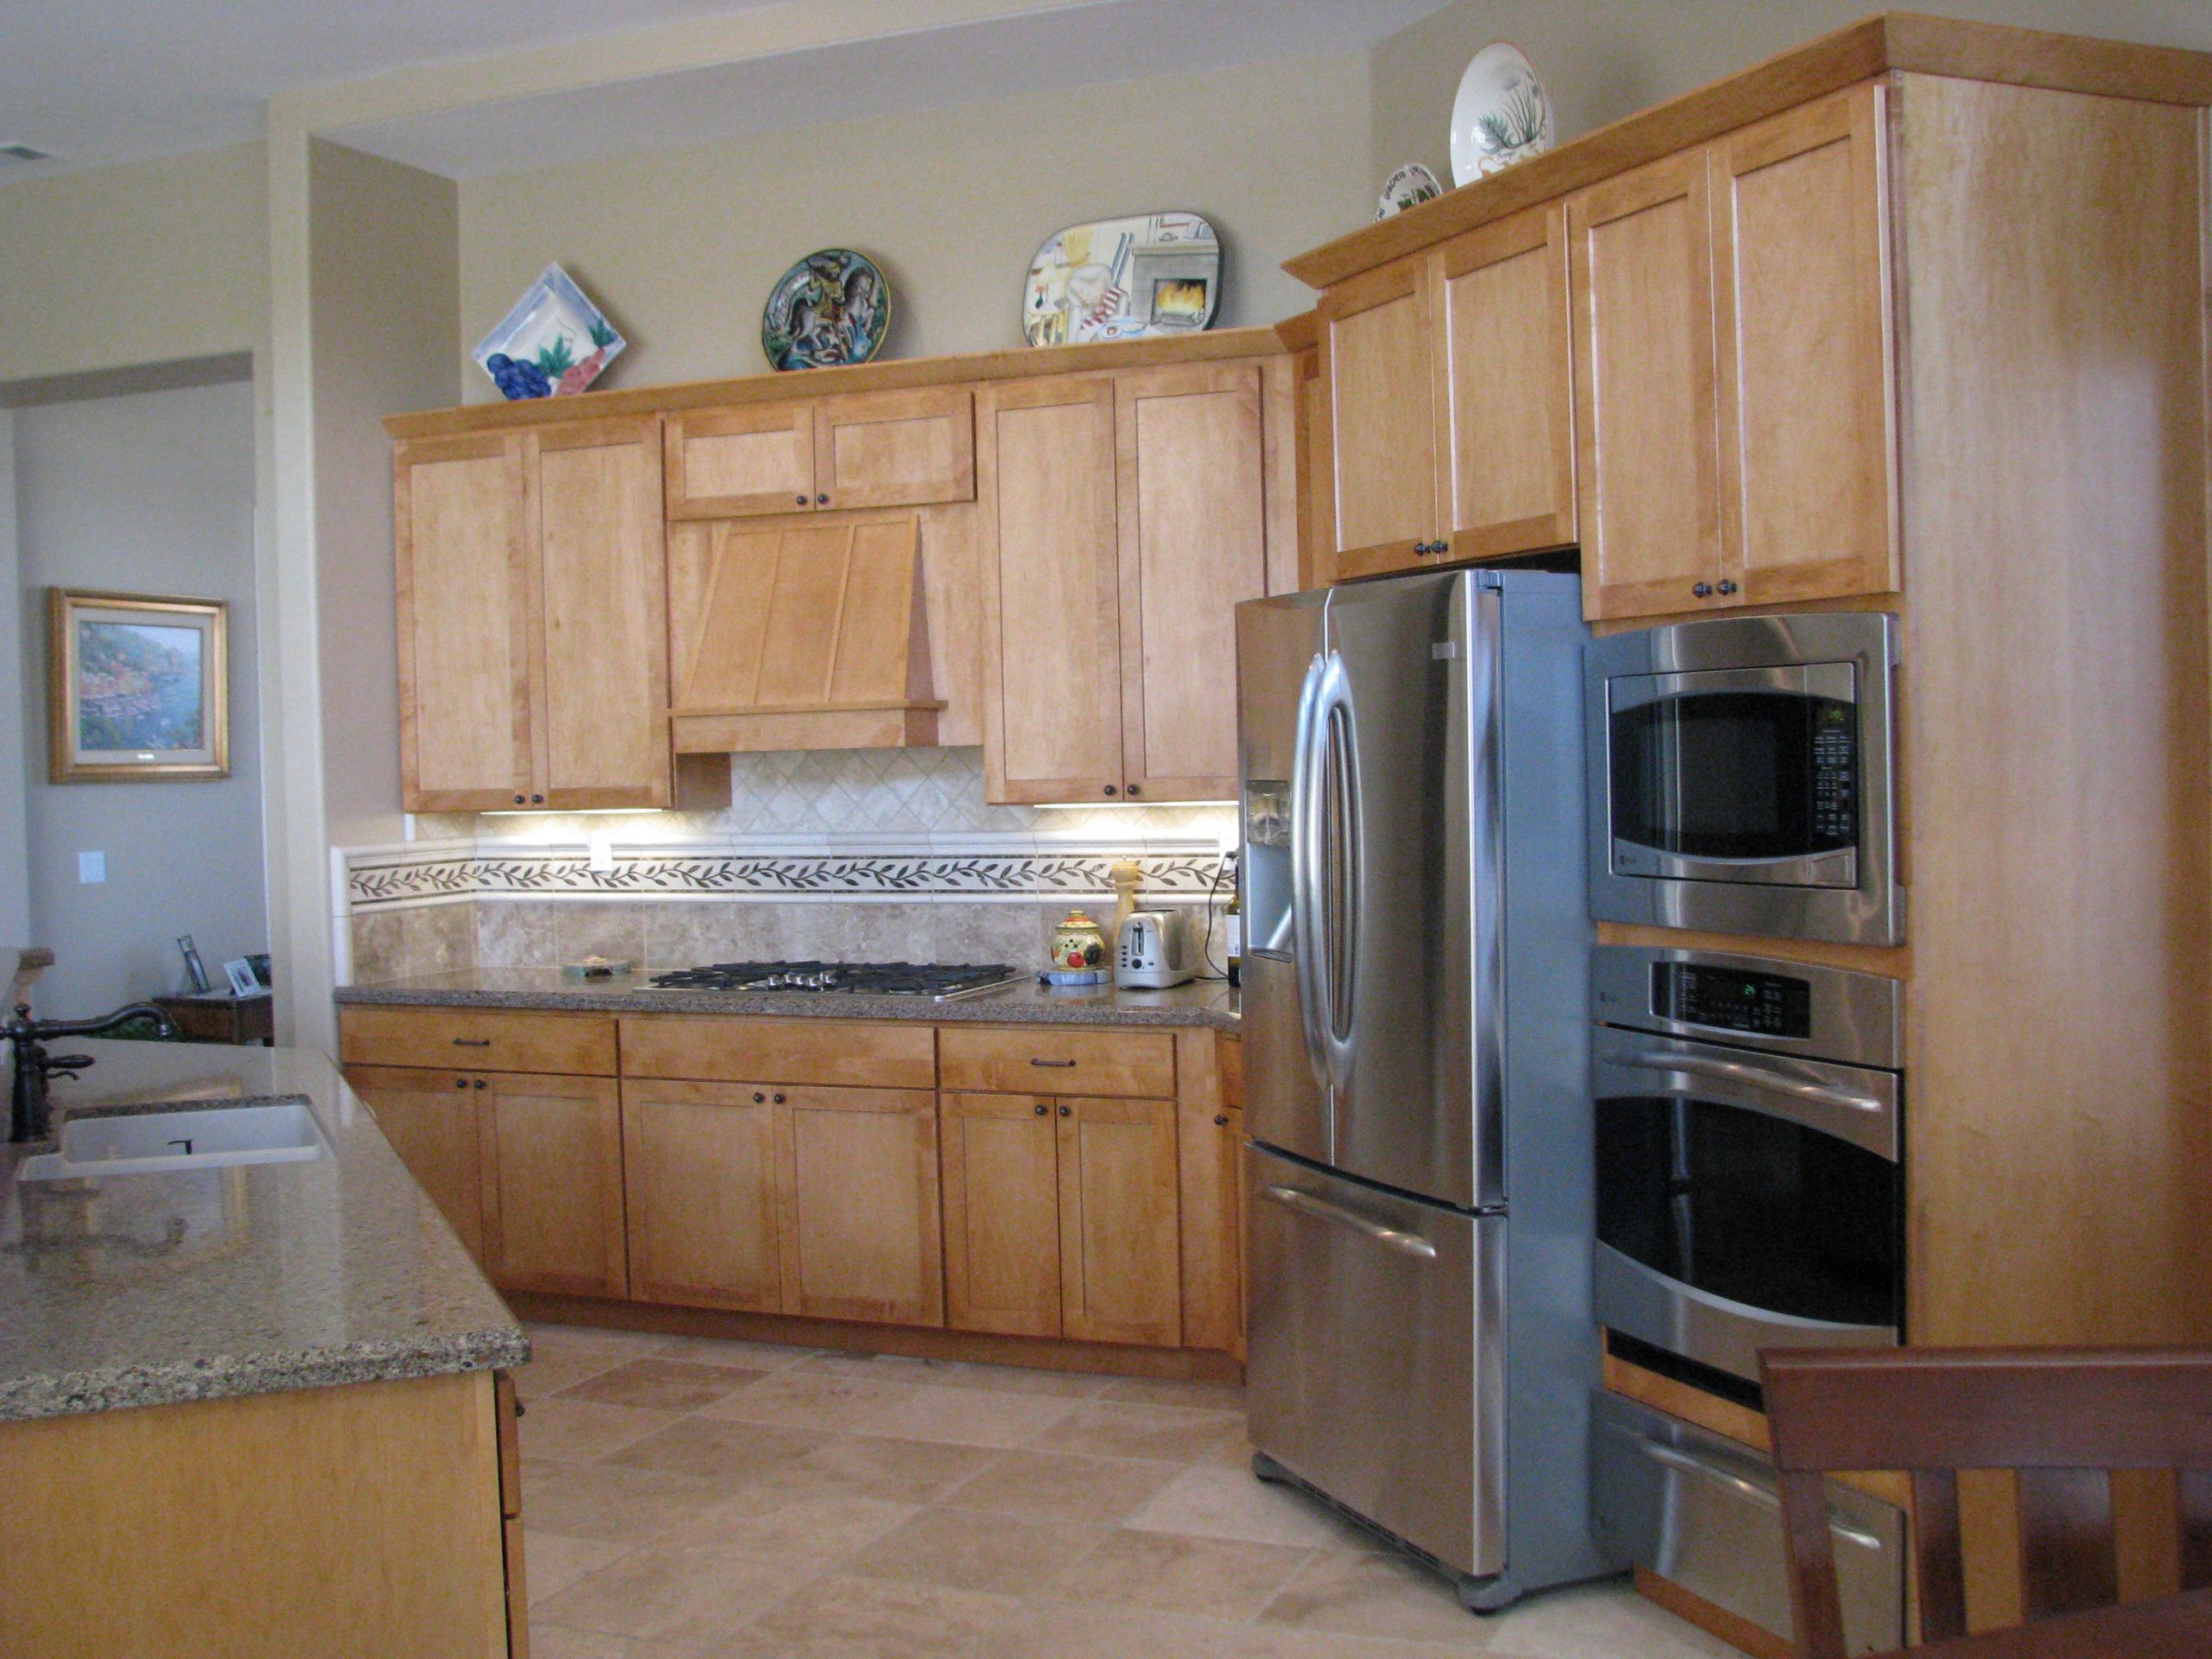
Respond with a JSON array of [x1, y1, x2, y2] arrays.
[[16, 1096, 331, 1181]]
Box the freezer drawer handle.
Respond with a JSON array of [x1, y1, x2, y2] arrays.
[[1259, 1185, 1438, 1260], [1619, 1050, 1885, 1117], [1601, 1422, 1884, 1550]]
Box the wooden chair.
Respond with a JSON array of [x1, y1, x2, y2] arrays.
[[1760, 1346, 2212, 1657]]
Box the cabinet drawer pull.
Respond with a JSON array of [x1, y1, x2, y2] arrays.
[[451, 1038, 493, 1048], [1030, 1058, 1077, 1068]]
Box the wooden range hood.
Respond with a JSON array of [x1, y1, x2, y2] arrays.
[[666, 514, 943, 753]]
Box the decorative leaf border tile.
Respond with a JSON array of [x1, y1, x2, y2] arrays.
[[346, 842, 1230, 912]]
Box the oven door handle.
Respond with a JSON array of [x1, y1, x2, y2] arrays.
[[1259, 1185, 1438, 1261], [1618, 1050, 1885, 1117], [1600, 1423, 1885, 1551]]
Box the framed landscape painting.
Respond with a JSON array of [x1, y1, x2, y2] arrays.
[[48, 589, 229, 783]]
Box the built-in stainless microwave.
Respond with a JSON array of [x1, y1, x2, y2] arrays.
[[1585, 613, 1901, 946]]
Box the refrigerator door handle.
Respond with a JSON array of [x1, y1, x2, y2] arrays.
[[1290, 652, 1331, 1087], [1317, 652, 1359, 1094], [1259, 1184, 1440, 1260]]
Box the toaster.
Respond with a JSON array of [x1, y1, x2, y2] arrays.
[[1115, 909, 1195, 989]]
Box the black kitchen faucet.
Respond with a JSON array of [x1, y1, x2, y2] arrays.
[[4, 1001, 177, 1143]]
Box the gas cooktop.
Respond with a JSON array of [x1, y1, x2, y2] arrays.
[[644, 960, 1022, 1001]]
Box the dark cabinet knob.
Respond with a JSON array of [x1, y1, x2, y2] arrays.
[[1692, 582, 1713, 598], [1033, 1102, 1049, 1116], [473, 1078, 486, 1090], [454, 1078, 468, 1090], [1125, 784, 1141, 798], [1103, 785, 1117, 797], [531, 793, 544, 804], [512, 794, 526, 804], [753, 1092, 766, 1103], [1716, 579, 1738, 595], [817, 493, 829, 505], [1058, 1103, 1072, 1117], [773, 1092, 787, 1104], [797, 494, 809, 505], [1214, 1114, 1229, 1126]]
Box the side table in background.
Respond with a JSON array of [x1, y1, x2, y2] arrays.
[[151, 990, 275, 1046]]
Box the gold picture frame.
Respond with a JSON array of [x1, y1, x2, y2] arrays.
[[48, 588, 230, 783]]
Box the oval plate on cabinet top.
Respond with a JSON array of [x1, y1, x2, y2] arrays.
[[762, 248, 893, 372], [1022, 212, 1221, 347]]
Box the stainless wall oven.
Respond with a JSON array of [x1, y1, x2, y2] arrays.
[[1591, 944, 1904, 1386], [1586, 612, 1901, 945]]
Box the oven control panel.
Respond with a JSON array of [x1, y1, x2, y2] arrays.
[[1652, 962, 1813, 1041]]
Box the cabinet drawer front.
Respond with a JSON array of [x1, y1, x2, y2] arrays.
[[939, 1027, 1174, 1097], [340, 1007, 617, 1076], [619, 1015, 936, 1088]]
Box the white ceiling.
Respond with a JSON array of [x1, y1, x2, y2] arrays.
[[1, 0, 1451, 181]]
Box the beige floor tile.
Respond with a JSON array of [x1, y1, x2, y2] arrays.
[[658, 1489, 919, 1567], [526, 1461, 730, 1546], [1038, 1401, 1249, 1463], [522, 1533, 633, 1604], [1126, 1465, 1378, 1549], [726, 1571, 1019, 1659], [654, 1333, 822, 1370], [796, 1350, 950, 1384], [940, 1447, 1182, 1523], [534, 1541, 804, 1648], [857, 1382, 1081, 1448], [1042, 1528, 1313, 1620], [519, 1399, 685, 1465], [607, 1416, 828, 1485], [975, 1598, 1483, 1659], [699, 1368, 924, 1432], [1479, 1580, 1739, 1658], [918, 1359, 1118, 1399], [557, 1357, 761, 1414], [528, 1321, 675, 1357], [512, 1347, 624, 1403], [844, 1504, 1108, 1595], [1097, 1375, 1249, 1412], [1259, 1545, 1499, 1643], [749, 1433, 1007, 1505], [529, 1623, 714, 1659]]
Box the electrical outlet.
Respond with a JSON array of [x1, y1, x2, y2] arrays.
[[78, 850, 105, 885], [588, 833, 617, 874]]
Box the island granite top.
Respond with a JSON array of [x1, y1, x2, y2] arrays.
[[334, 967, 1242, 1031], [0, 1040, 526, 1425]]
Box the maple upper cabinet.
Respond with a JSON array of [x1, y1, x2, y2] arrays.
[[1433, 202, 1578, 561], [477, 1072, 628, 1298], [664, 387, 975, 519], [1318, 257, 1438, 581], [1710, 83, 1897, 608], [976, 376, 1126, 804], [1568, 149, 1726, 621], [622, 1081, 782, 1313], [941, 1091, 1183, 1346], [1115, 362, 1268, 799], [772, 1085, 944, 1326], [396, 416, 670, 811]]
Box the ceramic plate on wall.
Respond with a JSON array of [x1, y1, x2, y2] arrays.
[[1376, 162, 1444, 219], [1022, 213, 1220, 348], [762, 249, 893, 372], [1450, 42, 1555, 186], [472, 264, 626, 399]]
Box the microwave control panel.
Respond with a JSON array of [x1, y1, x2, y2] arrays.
[[1810, 701, 1858, 844], [1652, 962, 1814, 1041]]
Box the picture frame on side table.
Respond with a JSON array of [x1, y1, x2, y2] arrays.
[[48, 589, 229, 783], [222, 958, 261, 998]]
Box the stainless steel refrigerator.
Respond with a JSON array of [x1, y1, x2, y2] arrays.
[[1237, 567, 1613, 1610]]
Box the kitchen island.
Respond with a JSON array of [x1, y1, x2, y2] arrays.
[[0, 1039, 528, 1658]]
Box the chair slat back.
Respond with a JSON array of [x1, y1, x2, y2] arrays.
[[1762, 1347, 2212, 1659]]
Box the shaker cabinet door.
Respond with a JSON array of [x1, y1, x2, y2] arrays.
[[479, 1072, 628, 1298], [1569, 149, 1726, 621], [395, 433, 534, 810], [1712, 82, 1898, 608], [621, 1081, 782, 1313], [772, 1085, 945, 1326], [814, 386, 976, 511], [346, 1065, 487, 1263], [1319, 257, 1439, 582], [941, 1092, 1065, 1338], [663, 401, 817, 518], [1058, 1096, 1183, 1348]]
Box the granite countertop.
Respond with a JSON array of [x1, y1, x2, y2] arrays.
[[0, 1040, 526, 1425], [335, 967, 1243, 1032]]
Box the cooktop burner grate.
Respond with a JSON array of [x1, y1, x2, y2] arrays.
[[644, 960, 1021, 1001]]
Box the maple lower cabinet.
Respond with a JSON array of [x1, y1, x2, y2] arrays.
[[1115, 363, 1268, 799], [773, 1085, 944, 1326], [943, 1091, 1182, 1347], [395, 416, 670, 810], [1710, 83, 1897, 607], [621, 1081, 782, 1313], [1433, 202, 1578, 560], [344, 1065, 488, 1262], [478, 1073, 628, 1298], [1318, 257, 1438, 581]]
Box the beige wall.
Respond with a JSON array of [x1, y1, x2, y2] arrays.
[[310, 140, 460, 851], [0, 143, 268, 383], [457, 51, 1372, 397], [1368, 0, 2212, 194]]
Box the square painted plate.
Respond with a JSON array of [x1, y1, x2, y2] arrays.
[[472, 264, 626, 399]]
